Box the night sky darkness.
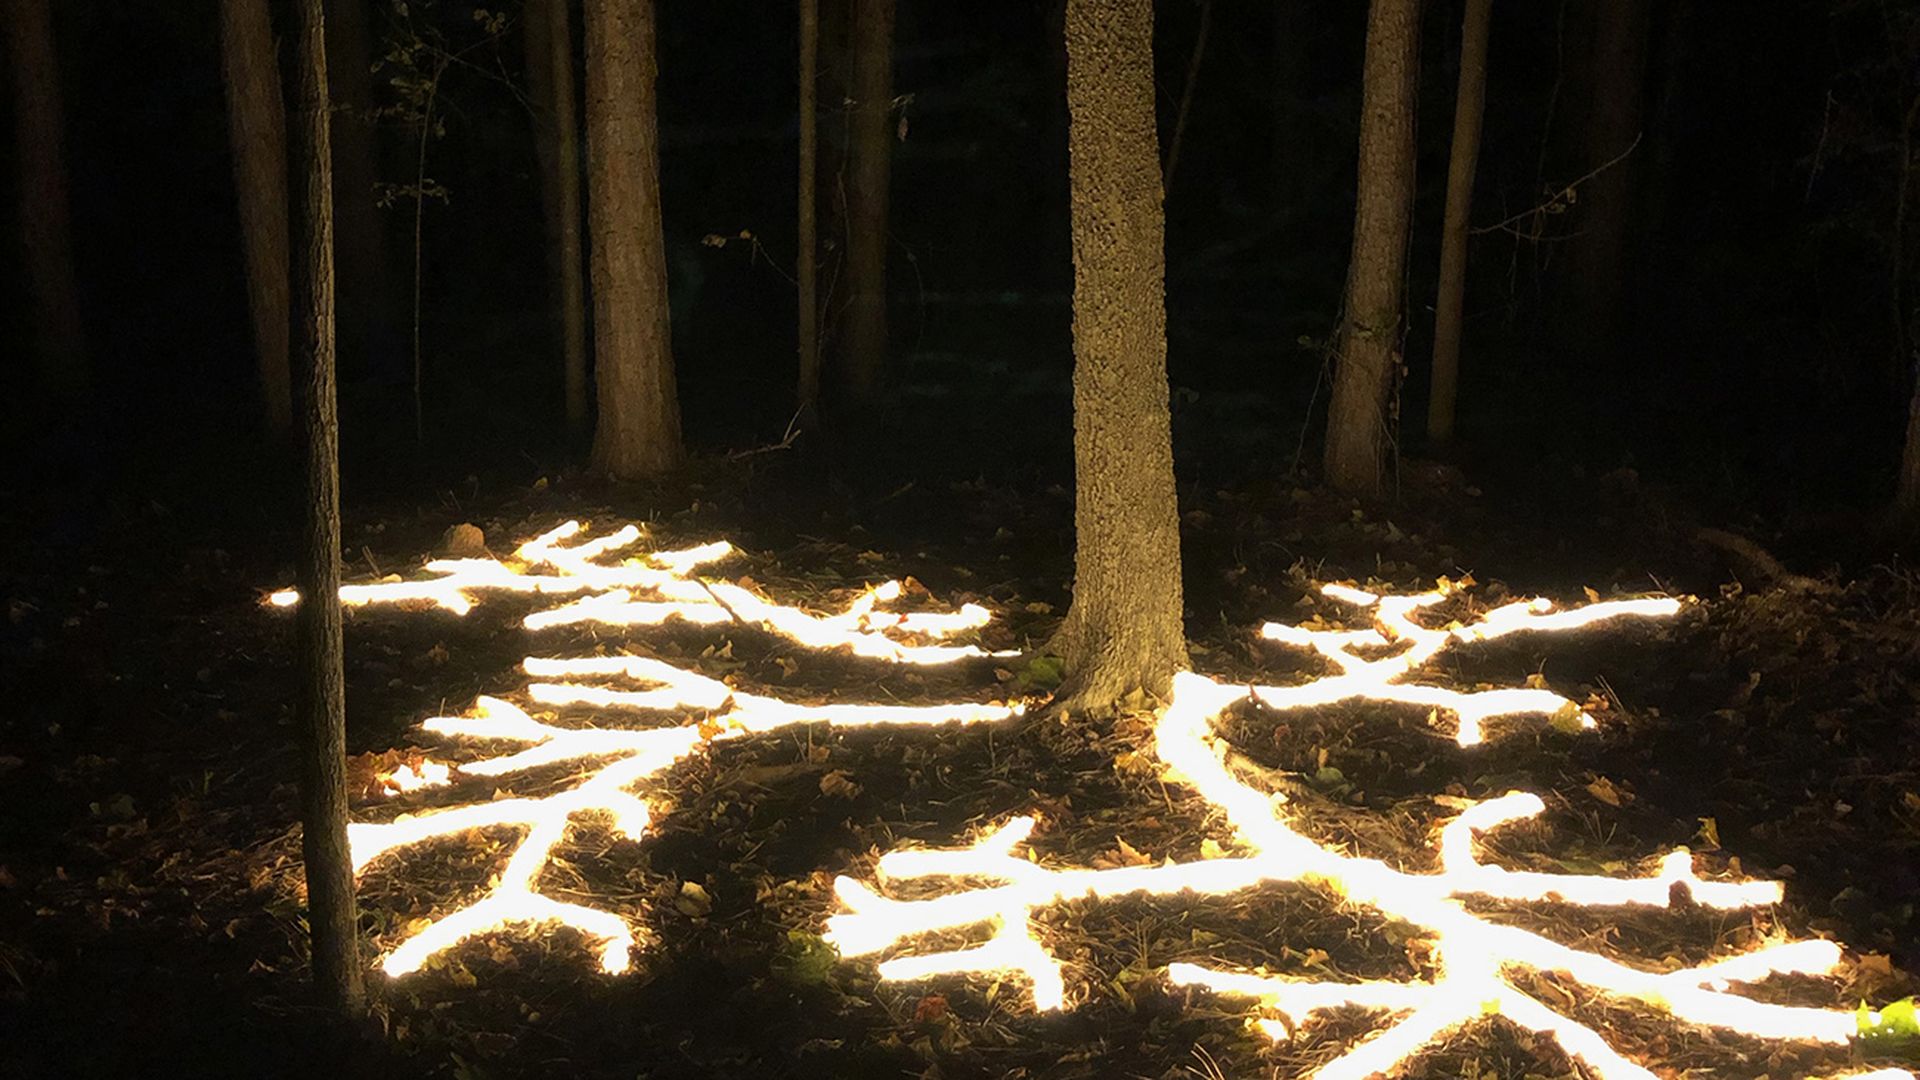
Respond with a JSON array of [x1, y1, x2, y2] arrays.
[[1, 1, 1900, 513]]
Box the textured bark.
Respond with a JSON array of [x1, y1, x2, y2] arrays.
[[797, 0, 822, 428], [287, 0, 364, 1014], [3, 0, 87, 394], [1324, 0, 1420, 497], [527, 0, 590, 436], [1568, 0, 1650, 351], [1048, 0, 1187, 712], [840, 0, 893, 404], [221, 0, 293, 439], [1900, 372, 1920, 517], [325, 0, 387, 374], [1426, 0, 1492, 446], [585, 0, 684, 478]]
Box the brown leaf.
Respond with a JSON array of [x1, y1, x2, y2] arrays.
[[819, 770, 862, 799]]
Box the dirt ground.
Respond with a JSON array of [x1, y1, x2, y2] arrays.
[[3, 453, 1917, 1079]]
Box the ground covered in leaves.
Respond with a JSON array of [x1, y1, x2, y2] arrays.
[[3, 454, 1919, 1079]]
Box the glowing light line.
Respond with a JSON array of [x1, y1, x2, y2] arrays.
[[266, 521, 1018, 977], [830, 584, 1891, 1077]]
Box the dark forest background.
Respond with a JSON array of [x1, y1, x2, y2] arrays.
[[3, 0, 1915, 526]]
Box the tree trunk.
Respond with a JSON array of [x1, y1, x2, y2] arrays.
[[1048, 0, 1187, 713], [1567, 0, 1650, 354], [220, 0, 294, 439], [585, 0, 683, 478], [527, 0, 590, 438], [840, 0, 893, 405], [797, 0, 822, 429], [1426, 0, 1492, 446], [1323, 0, 1420, 497], [3, 0, 87, 395], [287, 0, 364, 1014], [325, 0, 387, 378], [1899, 372, 1920, 517]]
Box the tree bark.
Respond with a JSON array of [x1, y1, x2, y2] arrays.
[[585, 0, 683, 478], [527, 0, 590, 437], [1567, 0, 1650, 354], [325, 0, 387, 377], [1323, 0, 1421, 497], [3, 0, 87, 395], [840, 0, 893, 405], [1048, 0, 1188, 712], [1899, 370, 1920, 517], [1426, 0, 1492, 446], [287, 0, 364, 1014], [797, 0, 822, 429], [220, 0, 294, 439]]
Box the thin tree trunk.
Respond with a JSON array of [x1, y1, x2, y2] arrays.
[[326, 0, 386, 379], [1426, 0, 1492, 446], [221, 0, 293, 438], [840, 0, 893, 404], [3, 0, 87, 395], [585, 0, 683, 478], [1162, 0, 1211, 200], [287, 0, 364, 1015], [527, 0, 590, 437], [797, 0, 822, 429], [1894, 95, 1920, 516], [1323, 0, 1420, 497], [1049, 0, 1188, 713], [1567, 0, 1650, 354]]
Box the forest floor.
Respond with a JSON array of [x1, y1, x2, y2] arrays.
[[3, 448, 1920, 1079]]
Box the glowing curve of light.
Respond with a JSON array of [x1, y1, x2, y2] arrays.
[[271, 521, 1019, 976], [826, 582, 1910, 1078]]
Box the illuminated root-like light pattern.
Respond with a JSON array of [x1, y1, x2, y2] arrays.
[[829, 587, 1896, 1077], [277, 522, 1019, 976], [271, 520, 1008, 664]]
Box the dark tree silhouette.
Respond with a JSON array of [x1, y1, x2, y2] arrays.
[[3, 0, 87, 395], [840, 0, 894, 406], [1426, 0, 1493, 445], [526, 0, 590, 437], [220, 0, 293, 438]]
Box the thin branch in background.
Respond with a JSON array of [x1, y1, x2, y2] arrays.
[[1162, 0, 1213, 198], [410, 57, 445, 446], [1470, 131, 1642, 237]]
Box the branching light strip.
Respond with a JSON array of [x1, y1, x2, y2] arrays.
[[270, 522, 1019, 976], [827, 585, 1905, 1078]]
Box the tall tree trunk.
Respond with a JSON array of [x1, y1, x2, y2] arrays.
[[1048, 0, 1187, 713], [797, 0, 822, 429], [585, 0, 683, 478], [287, 0, 364, 1015], [1894, 95, 1920, 516], [840, 0, 893, 405], [325, 0, 387, 378], [1899, 372, 1920, 517], [1323, 0, 1420, 497], [3, 0, 87, 395], [1567, 0, 1650, 355], [221, 0, 294, 439], [527, 0, 590, 437], [1426, 0, 1492, 446]]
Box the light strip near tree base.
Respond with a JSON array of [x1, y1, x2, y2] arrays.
[[828, 583, 1910, 1078]]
